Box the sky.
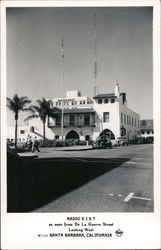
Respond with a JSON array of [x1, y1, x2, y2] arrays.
[[7, 7, 152, 125]]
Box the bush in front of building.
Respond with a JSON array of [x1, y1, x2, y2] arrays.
[[38, 138, 90, 148], [39, 139, 56, 147]]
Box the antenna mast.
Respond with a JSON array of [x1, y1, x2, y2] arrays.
[[94, 13, 98, 96], [61, 37, 64, 141]]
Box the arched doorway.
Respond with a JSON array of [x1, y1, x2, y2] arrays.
[[99, 129, 115, 140], [66, 130, 80, 140]]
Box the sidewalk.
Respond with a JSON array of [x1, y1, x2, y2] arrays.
[[18, 152, 38, 158], [51, 145, 93, 151], [18, 145, 93, 158]]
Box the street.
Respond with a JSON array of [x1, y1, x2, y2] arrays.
[[34, 144, 153, 213]]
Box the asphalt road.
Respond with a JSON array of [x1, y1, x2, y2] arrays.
[[35, 144, 153, 212]]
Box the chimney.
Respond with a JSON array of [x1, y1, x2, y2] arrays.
[[115, 81, 120, 99], [122, 93, 126, 104]]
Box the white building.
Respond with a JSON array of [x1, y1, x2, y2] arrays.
[[40, 83, 140, 142], [7, 125, 29, 143], [139, 119, 154, 142], [7, 83, 140, 143]]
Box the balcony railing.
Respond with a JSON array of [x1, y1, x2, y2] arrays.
[[48, 121, 96, 128]]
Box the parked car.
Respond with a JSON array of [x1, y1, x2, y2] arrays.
[[117, 137, 129, 146], [92, 137, 112, 149]]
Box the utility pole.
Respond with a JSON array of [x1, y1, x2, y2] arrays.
[[61, 37, 64, 141]]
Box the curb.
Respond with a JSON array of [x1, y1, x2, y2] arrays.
[[55, 147, 93, 152]]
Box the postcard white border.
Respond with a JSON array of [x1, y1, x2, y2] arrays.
[[1, 0, 160, 249]]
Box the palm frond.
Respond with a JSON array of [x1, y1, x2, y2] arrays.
[[22, 107, 33, 112], [36, 99, 43, 107], [24, 114, 39, 122], [31, 105, 41, 113], [7, 94, 32, 115]]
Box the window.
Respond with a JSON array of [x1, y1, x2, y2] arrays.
[[83, 100, 86, 104], [55, 135, 59, 140], [132, 117, 133, 126], [56, 116, 61, 126], [80, 101, 82, 105], [127, 115, 131, 125], [98, 99, 102, 104], [124, 114, 126, 124], [104, 99, 108, 104], [147, 131, 150, 134], [70, 115, 75, 125], [56, 102, 58, 106], [20, 130, 25, 134], [129, 116, 131, 126], [75, 101, 77, 105], [103, 112, 110, 122], [141, 131, 145, 134], [72, 101, 74, 105], [135, 119, 136, 127], [111, 98, 115, 103], [84, 115, 90, 125], [121, 113, 123, 123], [85, 135, 90, 141]]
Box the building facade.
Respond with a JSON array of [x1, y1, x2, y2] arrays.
[[7, 125, 29, 143], [7, 84, 140, 143], [139, 119, 154, 142]]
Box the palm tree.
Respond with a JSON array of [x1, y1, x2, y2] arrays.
[[25, 97, 60, 141], [7, 94, 31, 149]]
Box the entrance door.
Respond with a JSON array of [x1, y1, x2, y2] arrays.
[[85, 135, 90, 141], [99, 129, 115, 140], [66, 130, 79, 140]]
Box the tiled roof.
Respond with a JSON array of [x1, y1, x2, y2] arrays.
[[93, 93, 116, 99], [63, 108, 95, 114]]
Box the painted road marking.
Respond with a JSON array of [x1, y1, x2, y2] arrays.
[[132, 196, 151, 201], [127, 161, 152, 166], [124, 192, 135, 202], [108, 194, 123, 197], [124, 192, 151, 202]]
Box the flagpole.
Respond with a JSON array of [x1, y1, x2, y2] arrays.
[[61, 37, 64, 141]]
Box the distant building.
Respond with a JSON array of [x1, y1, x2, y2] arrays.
[[7, 125, 29, 142], [139, 119, 154, 142], [7, 83, 140, 143]]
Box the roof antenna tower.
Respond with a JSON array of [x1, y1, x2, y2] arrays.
[[94, 13, 98, 96]]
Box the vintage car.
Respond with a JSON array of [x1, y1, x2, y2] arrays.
[[92, 137, 112, 149], [117, 137, 129, 146]]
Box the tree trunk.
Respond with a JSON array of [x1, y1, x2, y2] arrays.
[[15, 119, 18, 149], [43, 122, 45, 142]]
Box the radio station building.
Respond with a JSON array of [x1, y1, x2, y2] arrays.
[[45, 83, 140, 142]]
